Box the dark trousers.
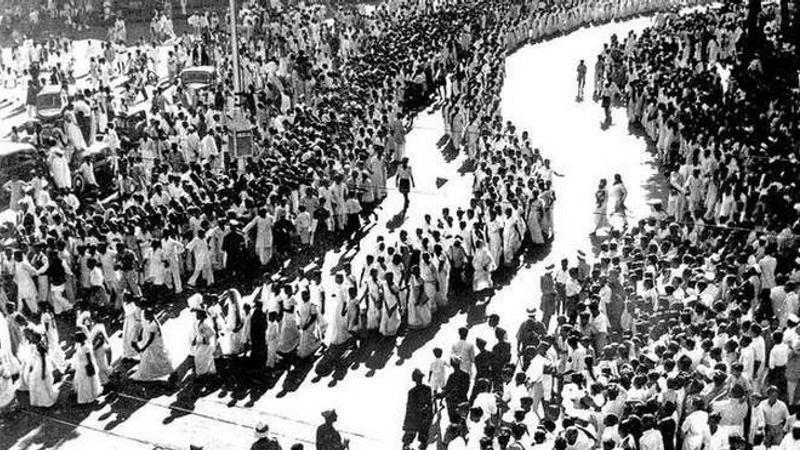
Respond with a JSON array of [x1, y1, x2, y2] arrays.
[[541, 292, 556, 329], [566, 295, 580, 323], [402, 428, 430, 450]]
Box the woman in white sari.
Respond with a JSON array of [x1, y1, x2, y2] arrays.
[[379, 272, 402, 338], [420, 254, 439, 314], [40, 304, 65, 372], [502, 207, 523, 267], [487, 211, 503, 269], [327, 277, 351, 347], [63, 104, 87, 151], [191, 310, 216, 377], [0, 354, 17, 413], [27, 342, 57, 408], [406, 266, 431, 330], [219, 289, 245, 356], [297, 290, 321, 358], [472, 240, 496, 292], [364, 268, 383, 332], [71, 331, 102, 404], [132, 310, 173, 381], [87, 319, 112, 386], [121, 296, 142, 361]]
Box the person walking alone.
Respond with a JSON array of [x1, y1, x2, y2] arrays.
[[576, 59, 587, 100], [396, 157, 415, 212]]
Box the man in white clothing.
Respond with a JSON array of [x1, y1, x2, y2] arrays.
[[450, 327, 475, 377], [244, 208, 274, 265], [186, 229, 214, 287]]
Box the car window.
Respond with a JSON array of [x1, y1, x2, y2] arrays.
[[37, 94, 61, 109]]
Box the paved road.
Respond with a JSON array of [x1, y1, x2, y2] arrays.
[[2, 17, 667, 450]]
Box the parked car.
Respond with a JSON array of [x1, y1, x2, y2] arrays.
[[70, 141, 117, 195], [0, 142, 47, 208], [35, 84, 66, 123], [180, 66, 217, 90]]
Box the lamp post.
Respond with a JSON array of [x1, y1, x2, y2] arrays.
[[229, 0, 241, 95], [228, 0, 253, 173]]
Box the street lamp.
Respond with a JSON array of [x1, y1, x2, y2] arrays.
[[228, 0, 253, 172]]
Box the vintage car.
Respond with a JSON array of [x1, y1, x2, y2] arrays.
[[0, 142, 47, 208], [35, 84, 66, 123], [180, 65, 217, 90], [70, 140, 117, 195], [115, 105, 149, 151]]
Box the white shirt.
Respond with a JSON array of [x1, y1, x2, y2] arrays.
[[758, 399, 789, 426], [770, 343, 790, 368], [526, 354, 548, 383]]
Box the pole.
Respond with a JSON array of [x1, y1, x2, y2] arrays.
[[229, 0, 241, 95], [229, 0, 246, 173]]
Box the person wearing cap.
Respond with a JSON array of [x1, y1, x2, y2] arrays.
[[251, 421, 280, 450], [316, 409, 348, 450], [540, 265, 557, 329], [222, 220, 247, 279], [402, 368, 433, 450], [441, 354, 470, 426]]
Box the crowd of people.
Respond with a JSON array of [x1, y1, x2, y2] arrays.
[[395, 3, 800, 450], [0, 0, 590, 422], [5, 0, 798, 449]]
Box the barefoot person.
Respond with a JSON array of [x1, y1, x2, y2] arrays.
[[609, 173, 628, 228], [576, 59, 587, 99], [396, 158, 415, 211], [591, 178, 608, 235]]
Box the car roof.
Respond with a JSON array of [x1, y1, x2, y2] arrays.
[[38, 85, 63, 96], [181, 65, 216, 74], [0, 142, 36, 157], [84, 140, 110, 154]]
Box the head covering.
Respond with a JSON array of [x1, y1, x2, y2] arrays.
[[254, 422, 270, 439]]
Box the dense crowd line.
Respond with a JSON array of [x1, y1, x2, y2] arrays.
[[0, 0, 596, 423], [393, 4, 800, 450]]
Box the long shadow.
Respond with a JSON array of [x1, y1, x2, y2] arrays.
[[439, 138, 460, 163], [309, 238, 554, 386], [1, 387, 97, 450], [625, 122, 669, 204], [385, 210, 408, 233]]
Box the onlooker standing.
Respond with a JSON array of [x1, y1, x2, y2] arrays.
[[402, 368, 434, 450]]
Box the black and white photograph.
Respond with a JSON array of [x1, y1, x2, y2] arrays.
[[0, 0, 799, 448]]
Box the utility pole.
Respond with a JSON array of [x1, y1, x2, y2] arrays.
[[228, 0, 252, 173], [229, 0, 241, 95]]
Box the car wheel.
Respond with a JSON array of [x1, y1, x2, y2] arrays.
[[73, 175, 84, 194]]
